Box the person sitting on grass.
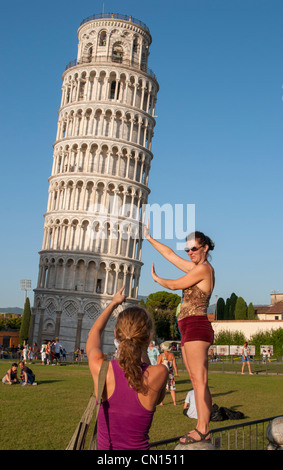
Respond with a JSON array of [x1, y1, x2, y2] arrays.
[[18, 361, 36, 386], [2, 363, 19, 385]]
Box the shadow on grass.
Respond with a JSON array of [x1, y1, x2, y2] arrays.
[[34, 380, 64, 385], [211, 390, 237, 399], [175, 379, 192, 385]]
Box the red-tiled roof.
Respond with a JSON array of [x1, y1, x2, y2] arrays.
[[254, 301, 283, 314], [207, 313, 215, 322]]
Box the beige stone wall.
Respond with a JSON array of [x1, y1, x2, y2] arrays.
[[212, 320, 283, 340]]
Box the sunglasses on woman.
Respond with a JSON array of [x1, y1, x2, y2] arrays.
[[184, 245, 204, 253]]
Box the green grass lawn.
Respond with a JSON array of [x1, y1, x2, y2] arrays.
[[1, 361, 283, 450]]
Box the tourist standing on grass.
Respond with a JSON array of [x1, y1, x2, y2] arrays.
[[54, 339, 62, 365], [86, 286, 168, 450], [46, 341, 51, 365], [28, 346, 33, 363], [22, 345, 28, 362], [33, 343, 40, 361], [157, 345, 178, 406], [40, 342, 47, 365], [147, 341, 160, 365], [145, 222, 215, 445], [241, 342, 253, 375]]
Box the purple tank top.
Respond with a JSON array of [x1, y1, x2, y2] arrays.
[[97, 359, 155, 450]]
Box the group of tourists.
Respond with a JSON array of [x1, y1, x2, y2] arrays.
[[2, 361, 37, 386], [40, 339, 64, 365]]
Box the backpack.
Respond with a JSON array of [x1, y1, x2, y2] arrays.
[[210, 404, 245, 421]]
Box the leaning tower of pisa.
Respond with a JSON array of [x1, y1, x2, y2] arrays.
[[30, 13, 159, 354]]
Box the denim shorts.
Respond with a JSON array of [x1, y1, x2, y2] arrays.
[[21, 373, 35, 384]]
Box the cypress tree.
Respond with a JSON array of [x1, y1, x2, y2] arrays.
[[234, 296, 247, 320], [225, 297, 231, 320], [247, 302, 256, 320], [19, 297, 31, 345], [229, 293, 238, 320], [216, 297, 225, 320]]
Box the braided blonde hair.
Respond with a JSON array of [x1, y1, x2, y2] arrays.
[[115, 306, 153, 394]]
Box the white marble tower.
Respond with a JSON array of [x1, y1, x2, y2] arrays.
[[30, 13, 159, 354]]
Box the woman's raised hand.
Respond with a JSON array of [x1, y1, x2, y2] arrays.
[[151, 263, 159, 282], [113, 286, 127, 305], [144, 219, 151, 239]]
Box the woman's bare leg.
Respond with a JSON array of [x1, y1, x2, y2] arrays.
[[247, 361, 252, 374], [181, 345, 190, 375], [170, 389, 177, 405], [180, 340, 211, 441]]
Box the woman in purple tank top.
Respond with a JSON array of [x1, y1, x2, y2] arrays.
[[86, 287, 168, 450]]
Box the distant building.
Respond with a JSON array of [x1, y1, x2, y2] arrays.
[[253, 292, 283, 320], [0, 313, 21, 348], [0, 331, 20, 349], [254, 302, 283, 321], [0, 313, 21, 320]]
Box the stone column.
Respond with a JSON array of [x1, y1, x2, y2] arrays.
[[55, 310, 62, 338], [75, 312, 84, 350], [37, 308, 46, 345], [29, 307, 37, 345]]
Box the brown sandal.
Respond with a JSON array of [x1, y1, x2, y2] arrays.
[[179, 428, 211, 444]]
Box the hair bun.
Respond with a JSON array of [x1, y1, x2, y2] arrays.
[[186, 231, 215, 252], [205, 236, 215, 251]]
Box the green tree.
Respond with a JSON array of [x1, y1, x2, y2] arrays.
[[146, 291, 180, 313], [234, 297, 247, 320], [146, 291, 181, 341], [247, 302, 256, 320], [249, 328, 283, 356], [229, 293, 238, 320], [216, 297, 225, 320], [214, 329, 246, 345], [225, 297, 231, 320], [138, 298, 146, 308], [6, 316, 22, 329], [271, 328, 283, 357], [223, 293, 238, 320], [19, 297, 31, 345], [151, 309, 178, 340]]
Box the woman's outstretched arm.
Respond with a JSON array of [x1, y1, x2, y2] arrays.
[[151, 263, 207, 290], [86, 286, 126, 362], [144, 220, 194, 273]]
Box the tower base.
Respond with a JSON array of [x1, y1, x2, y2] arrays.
[[30, 289, 138, 356]]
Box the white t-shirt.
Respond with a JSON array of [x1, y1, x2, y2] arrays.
[[54, 342, 62, 354], [147, 347, 160, 365], [184, 390, 198, 419]]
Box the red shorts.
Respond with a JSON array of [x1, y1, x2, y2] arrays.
[[178, 315, 214, 347]]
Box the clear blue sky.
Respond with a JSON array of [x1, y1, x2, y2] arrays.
[[1, 0, 283, 309]]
